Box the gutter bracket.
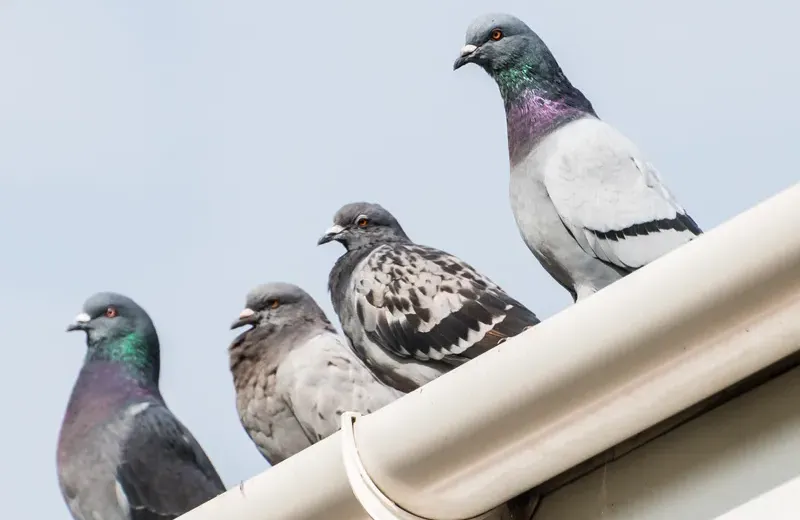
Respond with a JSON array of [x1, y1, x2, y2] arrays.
[[340, 412, 499, 520]]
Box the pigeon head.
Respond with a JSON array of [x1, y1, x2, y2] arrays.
[[230, 282, 331, 334], [453, 13, 544, 74], [317, 202, 410, 251], [67, 292, 160, 380], [453, 14, 587, 105]]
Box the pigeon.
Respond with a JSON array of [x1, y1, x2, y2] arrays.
[[318, 202, 540, 393], [454, 13, 702, 301], [57, 292, 226, 520], [228, 282, 404, 465], [319, 207, 542, 519]]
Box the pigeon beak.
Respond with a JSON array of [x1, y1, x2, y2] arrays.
[[453, 44, 478, 70], [230, 308, 258, 330], [66, 312, 91, 332], [317, 224, 345, 246]]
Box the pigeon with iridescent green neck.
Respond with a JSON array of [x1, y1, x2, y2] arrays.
[[454, 13, 702, 301], [57, 292, 225, 520]]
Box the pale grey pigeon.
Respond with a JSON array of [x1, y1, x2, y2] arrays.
[[454, 13, 702, 301], [318, 202, 540, 393], [57, 292, 226, 520], [228, 282, 404, 465]]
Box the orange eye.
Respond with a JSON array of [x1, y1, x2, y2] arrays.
[[490, 29, 503, 41], [105, 307, 118, 318], [270, 300, 280, 309], [357, 218, 369, 227]]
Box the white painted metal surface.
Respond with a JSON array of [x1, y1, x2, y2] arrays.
[[339, 412, 501, 520], [534, 364, 800, 519], [715, 474, 800, 520], [178, 183, 800, 520]]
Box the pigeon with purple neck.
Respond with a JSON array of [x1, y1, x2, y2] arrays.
[[455, 13, 701, 302]]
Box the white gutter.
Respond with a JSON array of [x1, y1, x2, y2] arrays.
[[180, 183, 800, 520], [714, 474, 800, 520]]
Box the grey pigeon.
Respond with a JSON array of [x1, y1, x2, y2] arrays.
[[318, 202, 540, 393], [454, 13, 702, 301], [228, 282, 404, 465], [319, 206, 541, 519], [57, 292, 226, 520]]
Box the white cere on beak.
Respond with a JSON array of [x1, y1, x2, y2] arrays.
[[74, 312, 91, 324], [239, 308, 255, 319], [326, 224, 345, 235], [460, 44, 478, 57]]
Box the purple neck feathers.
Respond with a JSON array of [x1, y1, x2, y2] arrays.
[[505, 90, 591, 166]]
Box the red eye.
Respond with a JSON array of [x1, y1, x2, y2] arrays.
[[490, 29, 503, 41], [357, 218, 369, 227], [105, 307, 118, 318]]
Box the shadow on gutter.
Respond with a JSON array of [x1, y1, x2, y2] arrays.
[[515, 349, 800, 518]]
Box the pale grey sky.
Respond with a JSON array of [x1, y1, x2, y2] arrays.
[[0, 1, 797, 518]]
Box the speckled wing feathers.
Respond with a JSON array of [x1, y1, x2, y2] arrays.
[[353, 244, 539, 363]]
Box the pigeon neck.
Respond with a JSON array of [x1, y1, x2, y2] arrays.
[[495, 60, 592, 107], [87, 331, 160, 384], [343, 231, 411, 252], [229, 320, 325, 388], [496, 64, 596, 165]]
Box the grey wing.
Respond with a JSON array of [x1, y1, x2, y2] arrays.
[[351, 244, 540, 363], [116, 403, 226, 519], [277, 332, 405, 441], [544, 119, 701, 271]]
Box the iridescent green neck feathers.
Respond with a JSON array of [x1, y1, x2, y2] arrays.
[[87, 331, 160, 383]]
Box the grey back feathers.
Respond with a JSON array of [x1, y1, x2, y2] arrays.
[[228, 282, 403, 465], [57, 292, 225, 520], [456, 13, 701, 302], [321, 202, 540, 392]]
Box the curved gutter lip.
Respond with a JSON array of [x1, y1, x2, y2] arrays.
[[179, 183, 800, 520]]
